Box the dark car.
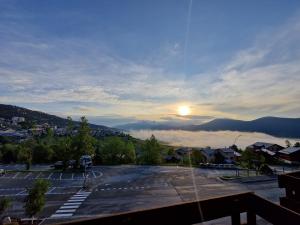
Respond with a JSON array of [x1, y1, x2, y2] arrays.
[[53, 161, 64, 169]]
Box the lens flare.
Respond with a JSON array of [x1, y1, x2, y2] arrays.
[[178, 105, 190, 116]]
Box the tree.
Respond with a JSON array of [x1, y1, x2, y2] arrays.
[[0, 144, 18, 163], [139, 135, 163, 165], [52, 137, 72, 170], [43, 128, 54, 145], [0, 136, 10, 145], [0, 197, 11, 216], [230, 144, 238, 151], [190, 149, 205, 165], [66, 116, 74, 135], [71, 117, 95, 166], [24, 179, 49, 223], [294, 142, 300, 147], [32, 144, 53, 163], [239, 149, 265, 169], [100, 137, 136, 164], [181, 155, 192, 166], [285, 140, 291, 148], [17, 145, 32, 170]]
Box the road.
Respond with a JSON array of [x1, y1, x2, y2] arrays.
[[0, 165, 284, 224]]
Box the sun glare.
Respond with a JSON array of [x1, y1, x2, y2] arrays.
[[178, 105, 190, 116]]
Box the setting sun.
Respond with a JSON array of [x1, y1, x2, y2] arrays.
[[178, 105, 191, 116]]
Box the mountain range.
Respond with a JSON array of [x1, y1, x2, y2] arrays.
[[1, 104, 299, 138], [117, 117, 300, 139]]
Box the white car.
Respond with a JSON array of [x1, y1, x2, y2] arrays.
[[80, 155, 92, 169], [0, 169, 5, 176]]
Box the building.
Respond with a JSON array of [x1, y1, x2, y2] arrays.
[[216, 147, 235, 163], [246, 142, 284, 154], [175, 147, 192, 156], [11, 116, 25, 125], [200, 147, 215, 162], [278, 147, 300, 164]]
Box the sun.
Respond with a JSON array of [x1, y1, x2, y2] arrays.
[[178, 105, 190, 116]]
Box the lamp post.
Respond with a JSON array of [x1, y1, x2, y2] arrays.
[[233, 135, 242, 146], [83, 158, 87, 189], [233, 135, 242, 177]]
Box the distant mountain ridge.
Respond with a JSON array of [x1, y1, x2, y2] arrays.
[[117, 117, 300, 138], [0, 104, 110, 130], [116, 121, 186, 131]]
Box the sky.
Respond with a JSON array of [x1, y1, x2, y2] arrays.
[[1, 0, 300, 126]]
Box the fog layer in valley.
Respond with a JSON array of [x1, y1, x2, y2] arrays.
[[130, 130, 300, 149]]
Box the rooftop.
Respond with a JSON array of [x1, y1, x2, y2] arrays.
[[279, 147, 300, 155]]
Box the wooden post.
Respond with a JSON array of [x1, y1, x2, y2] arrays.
[[231, 213, 240, 225], [247, 211, 256, 225]]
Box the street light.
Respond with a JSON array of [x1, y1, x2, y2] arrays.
[[83, 158, 88, 189], [232, 134, 242, 177], [233, 134, 242, 146]]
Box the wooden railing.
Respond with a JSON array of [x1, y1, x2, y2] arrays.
[[278, 171, 300, 213], [56, 192, 300, 225]]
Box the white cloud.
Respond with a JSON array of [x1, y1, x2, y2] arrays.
[[199, 13, 300, 118]]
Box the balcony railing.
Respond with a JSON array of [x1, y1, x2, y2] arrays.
[[278, 171, 300, 213], [56, 192, 300, 225]]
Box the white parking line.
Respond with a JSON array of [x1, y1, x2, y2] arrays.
[[56, 209, 77, 213], [16, 189, 27, 195], [82, 173, 84, 178], [59, 173, 62, 180], [67, 199, 85, 202], [71, 173, 74, 180], [70, 197, 87, 200], [0, 188, 23, 191], [72, 196, 87, 199], [51, 213, 73, 218], [47, 173, 53, 179], [13, 172, 20, 179], [73, 193, 88, 196], [36, 172, 42, 179], [24, 172, 32, 179], [64, 202, 82, 206], [92, 171, 96, 178], [72, 194, 87, 197], [47, 187, 56, 194], [60, 205, 80, 209]]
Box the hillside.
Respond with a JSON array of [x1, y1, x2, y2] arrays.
[[116, 121, 183, 131], [0, 104, 110, 130]]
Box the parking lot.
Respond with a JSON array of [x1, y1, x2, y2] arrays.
[[0, 165, 284, 224]]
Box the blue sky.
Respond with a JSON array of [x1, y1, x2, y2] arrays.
[[1, 0, 300, 126]]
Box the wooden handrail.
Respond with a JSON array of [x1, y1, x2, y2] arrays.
[[54, 192, 300, 225]]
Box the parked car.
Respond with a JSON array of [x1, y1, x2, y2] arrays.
[[0, 169, 5, 176], [68, 160, 76, 168], [53, 161, 64, 169], [80, 155, 92, 169]]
